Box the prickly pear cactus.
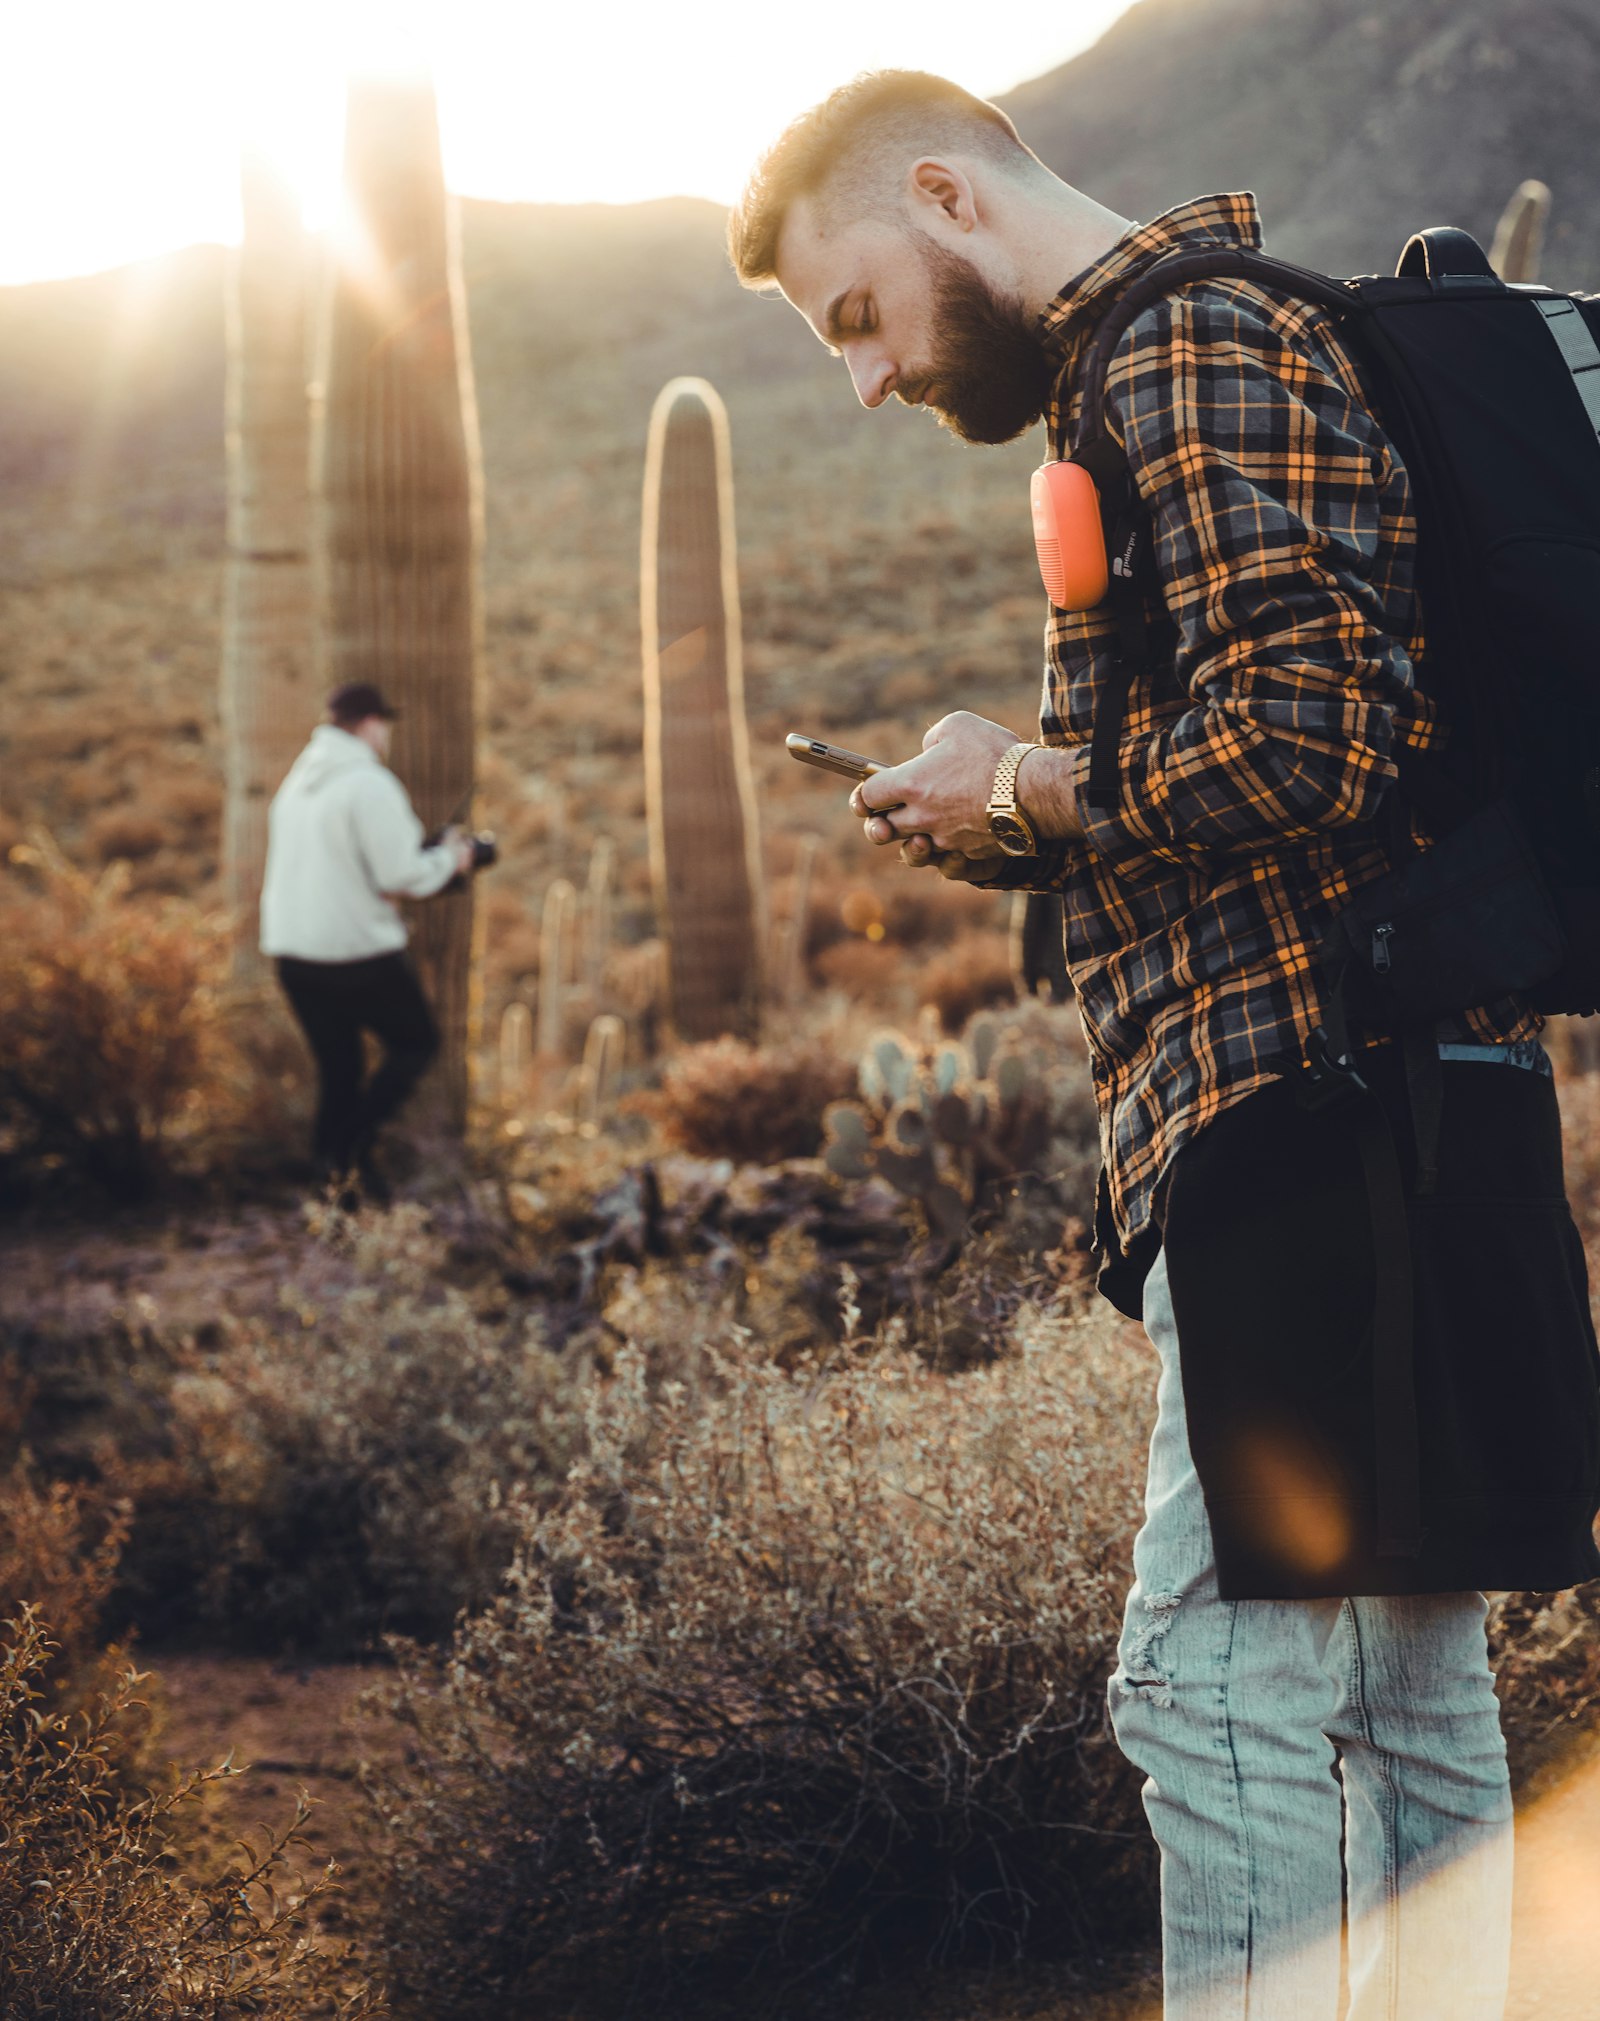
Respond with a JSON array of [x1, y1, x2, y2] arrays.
[[822, 1013, 1057, 1242]]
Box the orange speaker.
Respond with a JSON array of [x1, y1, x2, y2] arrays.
[[1030, 460, 1109, 611]]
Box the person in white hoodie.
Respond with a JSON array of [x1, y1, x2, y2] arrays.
[[260, 682, 476, 1193]]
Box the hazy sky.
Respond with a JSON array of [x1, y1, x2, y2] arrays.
[[2, 0, 1139, 285]]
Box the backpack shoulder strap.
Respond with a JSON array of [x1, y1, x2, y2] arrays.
[[1069, 248, 1357, 809], [1530, 297, 1600, 441], [1069, 246, 1359, 464]]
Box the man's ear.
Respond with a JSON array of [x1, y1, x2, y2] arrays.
[[908, 157, 977, 232]]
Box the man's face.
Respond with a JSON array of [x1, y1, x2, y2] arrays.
[[776, 201, 1053, 446]]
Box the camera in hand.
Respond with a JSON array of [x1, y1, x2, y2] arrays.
[[426, 826, 499, 893], [447, 831, 497, 892]]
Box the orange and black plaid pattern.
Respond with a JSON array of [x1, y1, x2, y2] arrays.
[[995, 194, 1535, 1259]]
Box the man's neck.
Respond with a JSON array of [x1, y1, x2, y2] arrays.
[[998, 176, 1134, 322]]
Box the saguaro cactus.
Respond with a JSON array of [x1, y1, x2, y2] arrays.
[[537, 878, 576, 1059], [499, 1000, 532, 1103], [221, 149, 313, 984], [583, 836, 615, 993], [315, 74, 485, 1132], [641, 378, 764, 1042], [579, 1013, 626, 1126], [1491, 180, 1552, 284]]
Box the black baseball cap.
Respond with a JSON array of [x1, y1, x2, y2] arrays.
[[327, 681, 399, 724]]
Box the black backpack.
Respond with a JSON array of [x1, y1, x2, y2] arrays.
[[1062, 227, 1600, 1073], [1064, 229, 1600, 1560]]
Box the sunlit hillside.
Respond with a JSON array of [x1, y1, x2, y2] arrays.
[[2, 0, 1595, 987]]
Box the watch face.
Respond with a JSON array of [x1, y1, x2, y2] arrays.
[[990, 810, 1035, 856]]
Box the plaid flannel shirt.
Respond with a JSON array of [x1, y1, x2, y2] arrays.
[[985, 193, 1535, 1261]]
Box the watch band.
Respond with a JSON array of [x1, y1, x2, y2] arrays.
[[987, 741, 1040, 852]]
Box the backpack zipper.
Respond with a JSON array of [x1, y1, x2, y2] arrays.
[[1372, 922, 1395, 974]]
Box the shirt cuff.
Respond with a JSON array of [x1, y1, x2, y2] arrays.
[[965, 845, 1074, 894]]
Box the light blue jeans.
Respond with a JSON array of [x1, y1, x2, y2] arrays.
[[1109, 1247, 1515, 2020]]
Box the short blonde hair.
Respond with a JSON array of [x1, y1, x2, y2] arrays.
[[727, 70, 1032, 289]]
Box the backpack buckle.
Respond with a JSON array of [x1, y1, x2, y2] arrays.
[[1297, 1025, 1370, 1112]]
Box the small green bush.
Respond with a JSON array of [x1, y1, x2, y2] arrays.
[[364, 1295, 1156, 2018]]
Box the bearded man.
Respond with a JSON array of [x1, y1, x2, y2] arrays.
[[730, 69, 1600, 2021]]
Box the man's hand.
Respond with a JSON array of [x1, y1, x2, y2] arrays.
[[441, 825, 477, 878], [847, 711, 1082, 872], [849, 712, 1019, 859]]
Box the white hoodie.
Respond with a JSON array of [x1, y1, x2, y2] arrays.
[[259, 724, 459, 961]]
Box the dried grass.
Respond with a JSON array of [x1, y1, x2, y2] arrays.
[[97, 1204, 582, 1654], [0, 833, 236, 1198], [365, 1294, 1157, 2017], [651, 1036, 856, 1165], [0, 1610, 383, 2019]]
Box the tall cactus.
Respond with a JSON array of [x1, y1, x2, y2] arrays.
[[583, 836, 615, 993], [641, 378, 765, 1042], [579, 1013, 626, 1126], [499, 1000, 532, 1103], [537, 878, 576, 1059], [314, 73, 485, 1132], [221, 149, 313, 985], [1490, 180, 1551, 284]]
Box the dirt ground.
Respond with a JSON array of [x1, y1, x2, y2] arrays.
[[147, 1653, 399, 1952], [145, 1650, 1600, 2019], [0, 1200, 357, 1337], [11, 1204, 1598, 2018]]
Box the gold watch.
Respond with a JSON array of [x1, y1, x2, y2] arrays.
[[987, 742, 1040, 856]]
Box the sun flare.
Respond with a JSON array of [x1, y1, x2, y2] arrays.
[[3, 0, 1135, 284]]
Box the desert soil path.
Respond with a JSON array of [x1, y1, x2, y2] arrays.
[[152, 1655, 1600, 2018]]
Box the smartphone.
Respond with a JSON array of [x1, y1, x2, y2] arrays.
[[785, 733, 890, 782]]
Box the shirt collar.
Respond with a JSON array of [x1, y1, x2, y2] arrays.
[[1035, 192, 1264, 363]]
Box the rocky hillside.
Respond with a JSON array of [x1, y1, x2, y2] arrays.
[[1002, 0, 1600, 285]]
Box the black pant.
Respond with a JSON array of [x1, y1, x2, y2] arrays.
[[277, 951, 440, 1170]]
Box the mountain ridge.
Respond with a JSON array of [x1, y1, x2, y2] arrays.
[[3, 0, 1595, 545]]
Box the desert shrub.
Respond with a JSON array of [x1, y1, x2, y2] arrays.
[[811, 932, 903, 1002], [0, 833, 235, 1198], [86, 807, 173, 863], [0, 1609, 382, 2019], [108, 1205, 582, 1654], [912, 927, 1018, 1032], [1490, 1583, 1600, 1787], [365, 1296, 1156, 2018], [1, 1458, 130, 1696], [652, 1036, 856, 1164]]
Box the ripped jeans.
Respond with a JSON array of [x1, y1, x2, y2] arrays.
[[1108, 1247, 1514, 2020]]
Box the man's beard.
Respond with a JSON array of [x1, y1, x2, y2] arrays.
[[907, 241, 1056, 446]]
